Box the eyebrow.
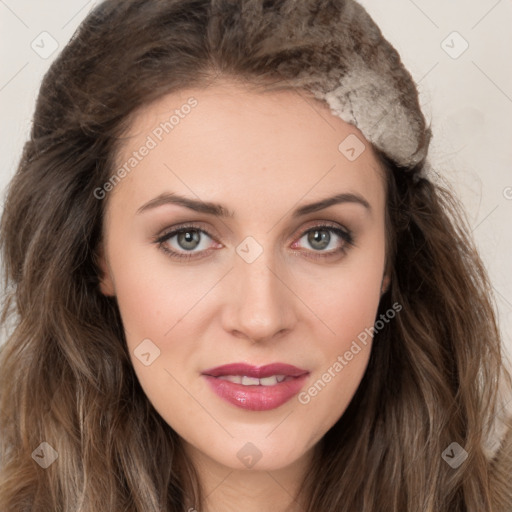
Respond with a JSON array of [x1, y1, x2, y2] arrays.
[[136, 191, 371, 217]]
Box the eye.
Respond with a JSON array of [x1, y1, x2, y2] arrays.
[[154, 222, 354, 262], [155, 224, 220, 261], [291, 224, 354, 259], [171, 230, 206, 251]]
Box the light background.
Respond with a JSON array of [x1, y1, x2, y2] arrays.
[[1, 1, 511, 371]]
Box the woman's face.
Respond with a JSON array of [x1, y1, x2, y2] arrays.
[[99, 79, 389, 472]]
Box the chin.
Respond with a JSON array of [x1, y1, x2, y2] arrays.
[[202, 437, 312, 472]]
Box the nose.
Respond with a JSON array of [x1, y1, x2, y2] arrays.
[[221, 248, 298, 343]]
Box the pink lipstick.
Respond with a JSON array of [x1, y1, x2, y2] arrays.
[[201, 363, 309, 411]]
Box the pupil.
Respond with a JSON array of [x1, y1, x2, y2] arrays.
[[178, 230, 200, 250], [308, 229, 330, 250]]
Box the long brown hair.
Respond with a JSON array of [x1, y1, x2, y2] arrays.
[[1, 1, 511, 510]]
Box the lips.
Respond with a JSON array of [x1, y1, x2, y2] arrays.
[[201, 362, 309, 379], [201, 363, 310, 411]]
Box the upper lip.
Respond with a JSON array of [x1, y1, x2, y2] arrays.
[[202, 363, 309, 378]]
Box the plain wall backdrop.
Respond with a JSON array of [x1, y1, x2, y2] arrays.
[[1, 0, 511, 373]]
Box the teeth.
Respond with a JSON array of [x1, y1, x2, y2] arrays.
[[218, 375, 243, 384], [241, 376, 260, 386], [216, 374, 288, 386], [259, 375, 279, 386]]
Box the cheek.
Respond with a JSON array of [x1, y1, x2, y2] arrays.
[[293, 233, 386, 424], [298, 230, 386, 346], [296, 284, 379, 436], [108, 241, 206, 343], [108, 248, 204, 422], [325, 259, 382, 323]]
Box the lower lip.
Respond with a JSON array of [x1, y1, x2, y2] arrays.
[[202, 374, 309, 411]]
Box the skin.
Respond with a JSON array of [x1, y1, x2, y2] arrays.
[[98, 78, 389, 512]]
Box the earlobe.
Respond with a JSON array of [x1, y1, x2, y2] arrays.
[[381, 274, 391, 296], [96, 244, 115, 297]]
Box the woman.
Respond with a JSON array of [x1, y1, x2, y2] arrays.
[[1, 0, 511, 510]]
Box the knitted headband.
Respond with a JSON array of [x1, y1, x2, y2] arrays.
[[255, 0, 432, 170]]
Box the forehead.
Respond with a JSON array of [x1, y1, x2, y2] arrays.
[[109, 79, 386, 216]]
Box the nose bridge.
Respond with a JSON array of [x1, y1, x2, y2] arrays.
[[224, 238, 296, 341]]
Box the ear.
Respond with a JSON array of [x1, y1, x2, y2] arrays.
[[380, 273, 391, 296], [380, 253, 392, 296], [96, 243, 115, 297]]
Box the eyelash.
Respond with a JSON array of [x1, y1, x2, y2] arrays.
[[153, 222, 354, 262]]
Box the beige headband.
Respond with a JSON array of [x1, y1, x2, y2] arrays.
[[266, 0, 432, 169], [310, 67, 430, 169]]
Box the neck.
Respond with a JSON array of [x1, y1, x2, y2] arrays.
[[180, 441, 317, 512]]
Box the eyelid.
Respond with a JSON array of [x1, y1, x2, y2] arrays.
[[293, 220, 351, 240], [153, 221, 219, 243]]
